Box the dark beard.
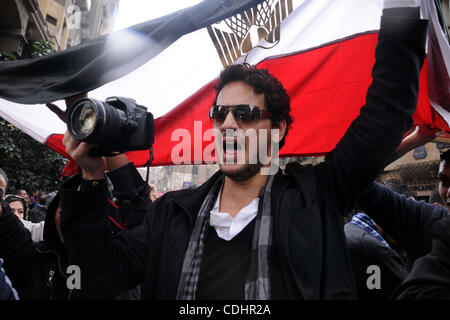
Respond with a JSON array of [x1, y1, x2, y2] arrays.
[[220, 162, 263, 182]]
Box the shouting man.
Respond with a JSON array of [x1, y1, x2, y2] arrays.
[[59, 1, 428, 299]]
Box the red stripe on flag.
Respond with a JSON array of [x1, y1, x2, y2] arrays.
[[46, 33, 448, 173]]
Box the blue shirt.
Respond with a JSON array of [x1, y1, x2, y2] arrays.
[[0, 258, 19, 300]]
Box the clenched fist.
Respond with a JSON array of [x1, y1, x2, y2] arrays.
[[62, 130, 106, 180]]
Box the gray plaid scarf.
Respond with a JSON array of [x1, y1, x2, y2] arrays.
[[176, 174, 275, 300]]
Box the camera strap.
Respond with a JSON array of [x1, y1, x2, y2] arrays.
[[144, 147, 154, 184]]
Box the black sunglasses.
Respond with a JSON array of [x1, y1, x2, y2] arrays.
[[209, 104, 272, 124]]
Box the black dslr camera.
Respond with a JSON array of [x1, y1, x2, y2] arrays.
[[67, 96, 155, 157]]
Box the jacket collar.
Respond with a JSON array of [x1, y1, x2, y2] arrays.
[[171, 169, 224, 223], [172, 167, 288, 223]]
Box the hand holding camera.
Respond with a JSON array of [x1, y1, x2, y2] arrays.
[[60, 95, 155, 180], [62, 131, 107, 180], [66, 96, 154, 157]]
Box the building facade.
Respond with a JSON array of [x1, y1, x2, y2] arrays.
[[139, 164, 220, 194], [381, 139, 450, 201], [0, 0, 48, 56], [0, 0, 119, 58], [86, 0, 119, 41]]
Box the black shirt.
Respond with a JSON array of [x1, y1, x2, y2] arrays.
[[196, 218, 293, 299]]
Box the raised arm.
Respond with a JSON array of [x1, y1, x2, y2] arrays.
[[391, 125, 439, 162], [393, 216, 450, 299], [60, 171, 152, 298], [316, 5, 428, 214], [357, 182, 448, 260]]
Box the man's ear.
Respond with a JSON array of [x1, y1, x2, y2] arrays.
[[273, 119, 287, 144]]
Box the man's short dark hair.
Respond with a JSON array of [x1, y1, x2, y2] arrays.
[[0, 168, 8, 188], [213, 63, 293, 149], [440, 149, 450, 163]]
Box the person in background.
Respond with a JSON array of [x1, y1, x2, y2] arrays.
[[1, 169, 45, 242], [345, 211, 409, 299], [0, 90, 151, 300], [5, 195, 27, 220], [429, 186, 445, 206], [0, 193, 19, 300], [0, 153, 149, 299], [392, 215, 450, 299], [27, 193, 47, 223], [350, 131, 449, 299], [0, 258, 18, 300], [15, 189, 30, 207]]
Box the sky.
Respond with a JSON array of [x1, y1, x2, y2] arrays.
[[113, 0, 203, 31]]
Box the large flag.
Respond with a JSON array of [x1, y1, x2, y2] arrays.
[[0, 0, 449, 174]]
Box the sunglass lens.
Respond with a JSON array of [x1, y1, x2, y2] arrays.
[[213, 105, 228, 123], [234, 106, 252, 123], [250, 106, 262, 121]]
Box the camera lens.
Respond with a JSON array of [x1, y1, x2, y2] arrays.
[[67, 98, 126, 148], [68, 99, 105, 141], [73, 101, 97, 136], [66, 96, 154, 156]]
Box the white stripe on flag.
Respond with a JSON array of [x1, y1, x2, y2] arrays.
[[1, 0, 387, 144]]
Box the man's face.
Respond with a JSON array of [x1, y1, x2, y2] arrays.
[[438, 160, 450, 209], [214, 81, 275, 181], [0, 177, 6, 200], [17, 189, 30, 205], [8, 200, 25, 219]]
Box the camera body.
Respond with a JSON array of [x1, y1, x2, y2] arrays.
[[67, 96, 155, 156]]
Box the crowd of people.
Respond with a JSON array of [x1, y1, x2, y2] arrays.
[[0, 154, 161, 300], [0, 0, 449, 301]]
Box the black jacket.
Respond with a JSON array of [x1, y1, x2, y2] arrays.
[[0, 193, 71, 300], [0, 258, 18, 300], [0, 163, 148, 300], [59, 10, 428, 300], [27, 204, 46, 223], [349, 182, 449, 300], [344, 222, 409, 300], [357, 182, 449, 262], [393, 216, 450, 299]]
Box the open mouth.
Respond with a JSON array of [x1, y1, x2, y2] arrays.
[[223, 138, 243, 153], [221, 137, 246, 164]]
